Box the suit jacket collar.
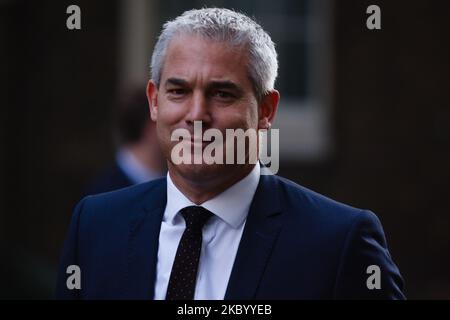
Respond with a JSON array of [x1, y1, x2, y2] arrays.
[[224, 174, 284, 299], [126, 178, 167, 299], [125, 174, 284, 300]]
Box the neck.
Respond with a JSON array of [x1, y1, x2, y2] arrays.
[[168, 163, 256, 205]]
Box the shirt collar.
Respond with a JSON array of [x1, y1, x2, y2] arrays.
[[165, 164, 260, 229]]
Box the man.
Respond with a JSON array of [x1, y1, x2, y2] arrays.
[[85, 88, 165, 195], [56, 8, 405, 299]]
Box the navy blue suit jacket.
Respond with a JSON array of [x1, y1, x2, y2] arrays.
[[84, 162, 133, 196], [56, 174, 405, 299]]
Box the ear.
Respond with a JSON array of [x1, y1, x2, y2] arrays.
[[146, 80, 159, 121], [258, 89, 280, 130]]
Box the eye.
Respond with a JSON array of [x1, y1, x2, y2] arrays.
[[212, 91, 234, 99], [167, 88, 186, 95]]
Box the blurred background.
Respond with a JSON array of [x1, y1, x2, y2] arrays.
[[1, 0, 449, 299]]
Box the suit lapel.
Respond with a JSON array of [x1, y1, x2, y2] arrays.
[[123, 174, 284, 299], [225, 174, 284, 299], [125, 179, 167, 299]]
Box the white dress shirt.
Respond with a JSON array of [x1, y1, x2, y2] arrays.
[[154, 164, 261, 300]]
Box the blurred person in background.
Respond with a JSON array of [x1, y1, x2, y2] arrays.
[[85, 88, 166, 195]]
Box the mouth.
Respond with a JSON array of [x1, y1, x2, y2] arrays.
[[190, 136, 216, 145], [190, 139, 210, 147]]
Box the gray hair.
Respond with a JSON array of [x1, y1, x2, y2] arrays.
[[150, 8, 278, 100]]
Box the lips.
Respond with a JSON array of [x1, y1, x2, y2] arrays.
[[190, 136, 216, 145]]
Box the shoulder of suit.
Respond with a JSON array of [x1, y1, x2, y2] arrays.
[[268, 174, 372, 224], [81, 177, 166, 209]]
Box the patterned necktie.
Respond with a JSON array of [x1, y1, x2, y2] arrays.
[[165, 205, 213, 300]]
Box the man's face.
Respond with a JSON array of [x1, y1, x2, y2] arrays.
[[147, 33, 264, 183]]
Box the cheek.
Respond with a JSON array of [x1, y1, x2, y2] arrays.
[[231, 101, 259, 129], [155, 122, 166, 144], [155, 121, 174, 159], [215, 110, 256, 134], [157, 99, 185, 126], [155, 106, 176, 141]]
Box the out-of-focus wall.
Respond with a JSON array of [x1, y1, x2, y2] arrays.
[[1, 0, 119, 298], [281, 0, 450, 298]]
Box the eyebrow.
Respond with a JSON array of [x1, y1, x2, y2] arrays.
[[164, 78, 243, 95], [206, 80, 243, 95], [165, 77, 189, 88]]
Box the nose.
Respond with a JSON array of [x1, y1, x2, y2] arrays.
[[185, 91, 212, 127]]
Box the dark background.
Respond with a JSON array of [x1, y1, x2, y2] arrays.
[[1, 0, 449, 299]]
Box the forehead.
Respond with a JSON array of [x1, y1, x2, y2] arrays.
[[161, 33, 250, 84]]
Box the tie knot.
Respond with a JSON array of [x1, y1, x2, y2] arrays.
[[180, 206, 213, 231]]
